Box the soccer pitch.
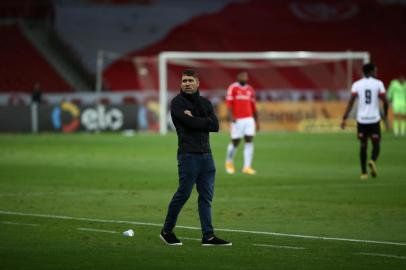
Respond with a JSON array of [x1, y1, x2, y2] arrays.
[[0, 132, 405, 270]]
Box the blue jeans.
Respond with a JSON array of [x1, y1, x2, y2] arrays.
[[163, 153, 216, 238]]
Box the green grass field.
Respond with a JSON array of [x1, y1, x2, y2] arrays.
[[0, 132, 405, 270]]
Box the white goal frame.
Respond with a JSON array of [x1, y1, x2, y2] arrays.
[[158, 51, 370, 135]]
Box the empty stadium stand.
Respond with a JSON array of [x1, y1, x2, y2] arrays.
[[0, 24, 72, 92], [0, 0, 53, 19], [2, 0, 405, 94], [101, 0, 406, 92]]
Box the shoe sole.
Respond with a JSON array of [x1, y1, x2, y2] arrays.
[[368, 161, 377, 178], [225, 164, 235, 174], [159, 234, 183, 246], [201, 243, 232, 246]]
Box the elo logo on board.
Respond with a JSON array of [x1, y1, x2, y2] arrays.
[[81, 105, 124, 131], [52, 102, 80, 132], [52, 103, 124, 132]]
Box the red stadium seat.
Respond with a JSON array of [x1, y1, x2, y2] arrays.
[[98, 97, 111, 105], [122, 96, 138, 104], [0, 24, 72, 93], [103, 1, 405, 92]]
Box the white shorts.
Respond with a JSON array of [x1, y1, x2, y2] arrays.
[[231, 117, 256, 139]]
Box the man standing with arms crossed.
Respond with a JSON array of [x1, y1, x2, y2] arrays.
[[160, 69, 232, 246], [341, 63, 389, 180], [225, 71, 259, 175]]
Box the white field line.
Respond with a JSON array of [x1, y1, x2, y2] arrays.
[[214, 228, 406, 247], [1, 210, 406, 247], [1, 221, 39, 227], [179, 237, 201, 241], [357, 252, 406, 260], [252, 243, 305, 250], [77, 227, 119, 234], [0, 190, 135, 197], [0, 192, 50, 197]]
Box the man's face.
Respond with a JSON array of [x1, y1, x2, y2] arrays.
[[237, 72, 248, 84], [181, 75, 199, 94]]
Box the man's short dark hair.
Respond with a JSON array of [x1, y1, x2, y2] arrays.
[[362, 63, 376, 76], [182, 69, 198, 78]]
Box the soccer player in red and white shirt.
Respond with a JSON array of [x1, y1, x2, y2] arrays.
[[341, 63, 388, 180], [225, 71, 259, 175]]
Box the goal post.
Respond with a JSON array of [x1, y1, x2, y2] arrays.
[[158, 51, 370, 135]]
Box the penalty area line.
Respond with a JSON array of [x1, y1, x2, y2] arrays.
[[179, 237, 201, 241], [0, 221, 40, 227], [356, 252, 406, 260], [0, 210, 406, 247], [252, 243, 305, 250], [77, 227, 119, 234]]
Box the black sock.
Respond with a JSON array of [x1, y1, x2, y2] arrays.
[[360, 140, 367, 173], [371, 140, 380, 161]]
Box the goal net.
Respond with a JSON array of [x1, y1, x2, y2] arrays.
[[158, 51, 369, 134], [98, 51, 369, 134]]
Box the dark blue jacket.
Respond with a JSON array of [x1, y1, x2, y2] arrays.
[[170, 90, 219, 154]]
